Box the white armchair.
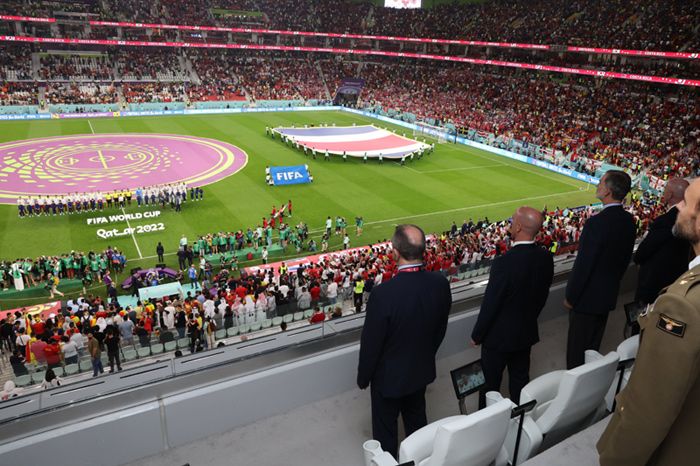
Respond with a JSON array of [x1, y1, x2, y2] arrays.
[[585, 335, 639, 411], [489, 350, 620, 464], [363, 398, 513, 466]]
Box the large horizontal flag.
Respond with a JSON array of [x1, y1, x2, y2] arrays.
[[273, 125, 430, 159]]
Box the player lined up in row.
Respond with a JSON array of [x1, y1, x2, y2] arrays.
[[16, 184, 205, 217]]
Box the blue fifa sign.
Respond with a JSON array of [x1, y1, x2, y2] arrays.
[[270, 165, 311, 186]]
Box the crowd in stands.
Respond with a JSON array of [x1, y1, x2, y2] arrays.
[[0, 185, 669, 396], [233, 54, 327, 102], [114, 49, 186, 82], [2, 0, 698, 53], [0, 46, 33, 81], [44, 83, 117, 105], [122, 82, 184, 103], [185, 50, 246, 102], [104, 0, 164, 23], [0, 82, 37, 105], [356, 60, 699, 179], [319, 58, 359, 96]]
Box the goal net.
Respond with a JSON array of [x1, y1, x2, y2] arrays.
[[413, 121, 451, 144]]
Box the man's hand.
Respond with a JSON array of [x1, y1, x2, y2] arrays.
[[470, 339, 480, 347], [563, 299, 573, 310]]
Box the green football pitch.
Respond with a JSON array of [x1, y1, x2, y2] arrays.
[[0, 110, 595, 301]]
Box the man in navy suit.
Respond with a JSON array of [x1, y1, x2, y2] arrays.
[[634, 178, 690, 306], [471, 207, 554, 406], [357, 224, 452, 458], [565, 170, 636, 369]]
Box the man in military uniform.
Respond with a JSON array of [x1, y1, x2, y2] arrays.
[[598, 177, 700, 465]]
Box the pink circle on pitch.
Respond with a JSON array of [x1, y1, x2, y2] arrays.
[[0, 133, 248, 203]]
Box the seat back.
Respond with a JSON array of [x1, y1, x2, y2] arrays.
[[616, 335, 639, 360], [536, 351, 619, 435], [400, 399, 512, 466]]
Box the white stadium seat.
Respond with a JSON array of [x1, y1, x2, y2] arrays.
[[585, 335, 639, 411], [489, 350, 619, 464], [364, 398, 513, 466]]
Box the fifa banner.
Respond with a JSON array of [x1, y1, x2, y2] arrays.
[[270, 165, 311, 186]]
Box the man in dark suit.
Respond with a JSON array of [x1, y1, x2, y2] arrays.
[[471, 207, 554, 406], [565, 170, 636, 369], [357, 224, 452, 458], [634, 178, 690, 305]]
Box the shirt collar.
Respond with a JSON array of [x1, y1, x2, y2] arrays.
[[689, 255, 700, 271], [511, 240, 536, 247], [601, 203, 623, 210], [397, 263, 424, 271]]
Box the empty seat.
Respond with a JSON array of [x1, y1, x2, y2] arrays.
[[14, 375, 32, 387], [271, 317, 283, 326], [151, 343, 164, 355], [492, 350, 620, 464], [283, 314, 293, 323], [238, 324, 250, 334], [585, 335, 640, 411], [64, 364, 79, 376], [79, 360, 92, 373], [303, 310, 313, 319], [137, 347, 151, 358], [227, 326, 239, 337], [122, 349, 138, 361], [261, 319, 272, 328], [250, 322, 262, 332], [177, 338, 190, 349], [164, 341, 177, 352], [31, 371, 46, 384], [293, 312, 304, 321], [365, 398, 513, 466], [215, 329, 227, 340]]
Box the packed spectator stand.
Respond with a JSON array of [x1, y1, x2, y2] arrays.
[[0, 195, 662, 392]]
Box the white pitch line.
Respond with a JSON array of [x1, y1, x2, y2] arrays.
[[305, 188, 582, 236], [415, 163, 505, 174], [87, 119, 95, 134], [360, 189, 583, 226], [121, 207, 143, 259]]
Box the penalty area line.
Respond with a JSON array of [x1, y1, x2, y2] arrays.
[[122, 207, 143, 259]]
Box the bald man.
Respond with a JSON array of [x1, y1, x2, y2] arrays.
[[358, 224, 452, 458], [634, 177, 691, 306], [471, 207, 554, 406]]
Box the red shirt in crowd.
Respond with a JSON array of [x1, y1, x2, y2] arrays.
[[43, 342, 61, 365], [310, 286, 321, 301], [310, 312, 326, 324]]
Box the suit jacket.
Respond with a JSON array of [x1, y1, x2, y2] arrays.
[[357, 270, 452, 398], [471, 243, 554, 352], [566, 205, 636, 315], [598, 264, 700, 466], [633, 206, 690, 304]]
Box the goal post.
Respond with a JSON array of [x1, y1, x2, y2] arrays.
[[413, 120, 451, 144]]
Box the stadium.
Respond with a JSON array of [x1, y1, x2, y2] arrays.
[[0, 0, 698, 465]]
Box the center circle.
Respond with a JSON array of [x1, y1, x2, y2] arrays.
[[0, 134, 248, 203]]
